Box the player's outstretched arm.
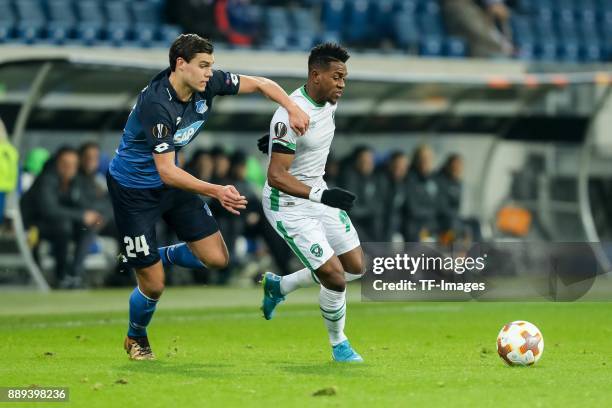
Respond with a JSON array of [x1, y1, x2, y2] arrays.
[[153, 151, 247, 215], [238, 75, 310, 136], [268, 152, 356, 211]]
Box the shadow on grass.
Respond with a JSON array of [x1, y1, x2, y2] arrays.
[[116, 361, 235, 379]]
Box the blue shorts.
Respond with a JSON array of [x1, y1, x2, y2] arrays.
[[106, 172, 219, 268]]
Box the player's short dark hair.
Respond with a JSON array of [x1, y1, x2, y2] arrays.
[[169, 34, 214, 71], [308, 43, 350, 72]]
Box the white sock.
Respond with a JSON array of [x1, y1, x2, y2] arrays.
[[280, 268, 318, 295], [319, 285, 347, 346], [344, 272, 363, 282]]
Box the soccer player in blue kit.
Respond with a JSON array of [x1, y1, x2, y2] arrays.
[[107, 34, 309, 360]]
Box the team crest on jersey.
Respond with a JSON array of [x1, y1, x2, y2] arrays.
[[195, 100, 208, 114], [152, 123, 169, 139], [310, 243, 323, 258], [274, 122, 287, 138]]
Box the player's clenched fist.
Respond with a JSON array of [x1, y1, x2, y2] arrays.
[[215, 185, 248, 215], [309, 187, 356, 211], [287, 104, 310, 136]]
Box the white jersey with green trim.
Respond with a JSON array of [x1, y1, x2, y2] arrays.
[[262, 86, 338, 210]]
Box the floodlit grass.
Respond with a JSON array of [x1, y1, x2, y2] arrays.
[[1, 287, 610, 407]]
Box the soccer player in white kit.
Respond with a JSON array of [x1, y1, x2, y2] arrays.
[[260, 43, 365, 362]]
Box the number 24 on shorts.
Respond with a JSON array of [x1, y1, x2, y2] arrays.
[[124, 235, 150, 257]]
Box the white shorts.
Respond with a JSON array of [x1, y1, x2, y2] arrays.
[[263, 198, 361, 271]]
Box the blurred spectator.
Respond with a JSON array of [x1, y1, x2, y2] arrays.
[[436, 153, 463, 236], [403, 145, 439, 242], [21, 146, 103, 288], [436, 153, 482, 242], [323, 153, 340, 188], [0, 118, 18, 225], [210, 146, 232, 185], [185, 148, 214, 182], [77, 142, 117, 241], [340, 146, 380, 242], [375, 151, 410, 242], [441, 0, 514, 58], [215, 0, 257, 46], [166, 0, 220, 41]]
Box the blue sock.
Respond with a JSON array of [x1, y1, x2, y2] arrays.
[[127, 287, 158, 338], [158, 243, 205, 269]]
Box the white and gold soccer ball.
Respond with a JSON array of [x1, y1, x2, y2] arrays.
[[496, 321, 544, 366]]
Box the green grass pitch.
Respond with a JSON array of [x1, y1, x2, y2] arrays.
[[1, 286, 610, 407]]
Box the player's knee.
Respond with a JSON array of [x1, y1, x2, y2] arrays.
[[203, 251, 229, 269], [351, 249, 366, 275], [142, 282, 164, 300], [149, 283, 165, 299], [345, 262, 365, 276], [317, 264, 346, 291]]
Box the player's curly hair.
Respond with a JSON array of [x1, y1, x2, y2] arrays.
[[308, 43, 350, 71], [169, 34, 214, 71]]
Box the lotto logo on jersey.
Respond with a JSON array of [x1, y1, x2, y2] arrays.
[[154, 142, 170, 153], [152, 123, 169, 139]]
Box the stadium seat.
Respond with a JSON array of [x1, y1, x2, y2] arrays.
[[321, 0, 345, 36], [372, 0, 395, 41], [395, 0, 418, 14], [445, 36, 467, 58], [419, 36, 444, 57], [75, 1, 106, 45], [14, 0, 47, 44], [418, 0, 441, 16], [535, 40, 558, 61], [511, 15, 534, 44], [104, 1, 133, 46], [0, 0, 16, 43], [46, 0, 77, 45], [558, 41, 580, 62], [227, 2, 261, 39], [264, 7, 291, 50], [601, 0, 612, 11], [555, 0, 576, 12], [556, 17, 579, 43], [516, 41, 536, 60], [131, 1, 163, 46], [344, 0, 370, 45], [581, 43, 603, 62], [290, 8, 318, 50], [393, 11, 419, 50], [419, 12, 444, 38], [532, 16, 556, 41]]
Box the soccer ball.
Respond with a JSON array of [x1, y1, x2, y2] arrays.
[[496, 321, 544, 366]]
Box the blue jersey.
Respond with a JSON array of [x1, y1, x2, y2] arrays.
[[109, 67, 241, 188]]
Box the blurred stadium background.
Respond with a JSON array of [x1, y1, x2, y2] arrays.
[[1, 0, 612, 292]]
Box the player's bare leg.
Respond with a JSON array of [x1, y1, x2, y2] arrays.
[[125, 261, 165, 360], [186, 231, 230, 270], [338, 246, 365, 281]]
